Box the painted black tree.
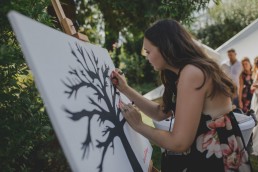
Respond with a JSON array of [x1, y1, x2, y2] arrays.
[[62, 43, 143, 172]]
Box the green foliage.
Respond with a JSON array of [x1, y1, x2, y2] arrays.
[[159, 0, 220, 24], [250, 155, 258, 171], [195, 0, 258, 49], [75, 0, 104, 44], [0, 0, 70, 171], [151, 145, 162, 170], [111, 33, 159, 94], [77, 0, 217, 46], [120, 49, 159, 93], [75, 0, 216, 93]]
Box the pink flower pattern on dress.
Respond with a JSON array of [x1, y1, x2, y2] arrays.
[[196, 115, 251, 172], [197, 115, 232, 158], [207, 115, 232, 130], [221, 136, 251, 172], [196, 129, 222, 158]]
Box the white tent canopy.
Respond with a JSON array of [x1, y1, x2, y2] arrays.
[[216, 18, 258, 64], [194, 39, 223, 64], [143, 85, 164, 102]]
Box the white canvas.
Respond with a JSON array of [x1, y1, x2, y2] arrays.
[[8, 11, 152, 172]]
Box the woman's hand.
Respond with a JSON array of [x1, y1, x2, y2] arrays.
[[119, 102, 144, 132], [111, 69, 128, 92]]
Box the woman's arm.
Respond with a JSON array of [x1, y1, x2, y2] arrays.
[[111, 70, 169, 121], [122, 86, 170, 121], [122, 65, 207, 152]]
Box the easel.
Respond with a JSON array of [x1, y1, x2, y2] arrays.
[[50, 0, 159, 171], [51, 0, 89, 42]]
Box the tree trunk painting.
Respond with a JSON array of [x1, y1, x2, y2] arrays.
[[62, 43, 143, 172]]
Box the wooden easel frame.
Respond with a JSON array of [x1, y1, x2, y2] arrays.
[[50, 0, 159, 171], [51, 0, 89, 42]]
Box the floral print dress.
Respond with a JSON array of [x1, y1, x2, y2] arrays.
[[163, 112, 252, 172], [240, 72, 253, 113]]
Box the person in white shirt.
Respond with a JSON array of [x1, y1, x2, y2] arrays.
[[221, 49, 242, 108]]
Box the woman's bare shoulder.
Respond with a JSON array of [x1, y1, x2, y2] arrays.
[[179, 64, 207, 88], [180, 64, 204, 77]]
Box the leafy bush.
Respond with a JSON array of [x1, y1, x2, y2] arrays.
[[0, 0, 70, 171]]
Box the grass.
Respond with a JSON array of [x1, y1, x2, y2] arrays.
[[151, 145, 162, 170], [141, 113, 258, 170], [250, 155, 258, 171]]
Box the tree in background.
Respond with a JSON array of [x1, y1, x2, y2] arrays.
[[0, 0, 70, 171], [195, 0, 258, 49], [74, 0, 218, 93], [76, 0, 219, 50]]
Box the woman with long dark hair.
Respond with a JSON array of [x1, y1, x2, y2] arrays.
[[111, 19, 252, 171]]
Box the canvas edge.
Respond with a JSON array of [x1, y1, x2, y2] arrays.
[[7, 10, 80, 172]]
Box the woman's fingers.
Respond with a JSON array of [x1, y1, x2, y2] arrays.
[[111, 70, 123, 85], [121, 103, 130, 113], [111, 69, 128, 92], [121, 103, 139, 119], [120, 103, 142, 131], [115, 68, 124, 75], [120, 103, 132, 118]]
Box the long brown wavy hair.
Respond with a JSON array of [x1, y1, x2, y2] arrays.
[[241, 57, 252, 74], [144, 19, 236, 113]]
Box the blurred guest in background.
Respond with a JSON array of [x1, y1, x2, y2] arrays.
[[251, 56, 258, 156], [221, 49, 242, 108], [238, 57, 253, 113]]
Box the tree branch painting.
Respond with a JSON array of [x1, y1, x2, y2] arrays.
[[62, 42, 143, 172]]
